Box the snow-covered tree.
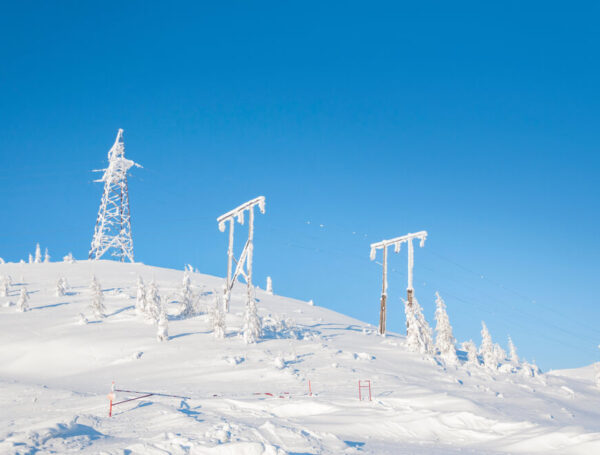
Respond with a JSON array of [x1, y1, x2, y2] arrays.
[[266, 276, 273, 295], [479, 322, 496, 370], [78, 313, 88, 325], [494, 343, 507, 366], [17, 288, 30, 312], [434, 292, 458, 364], [0, 276, 9, 297], [56, 277, 67, 297], [210, 291, 226, 339], [0, 258, 4, 264], [146, 280, 162, 323], [462, 340, 479, 365], [34, 244, 42, 263], [135, 276, 146, 315], [595, 363, 600, 389], [179, 271, 195, 318], [44, 248, 50, 263], [243, 286, 261, 344], [89, 275, 105, 318], [63, 253, 75, 263], [507, 337, 519, 364], [157, 306, 169, 341], [405, 297, 433, 354], [28, 254, 33, 264]]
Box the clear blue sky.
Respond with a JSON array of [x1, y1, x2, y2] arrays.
[[1, 1, 598, 370]]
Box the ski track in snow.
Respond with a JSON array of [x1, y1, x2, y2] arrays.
[[0, 261, 599, 454]]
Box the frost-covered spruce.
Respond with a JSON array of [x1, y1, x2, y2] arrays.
[[508, 337, 519, 364], [0, 276, 9, 297], [243, 286, 261, 344], [434, 292, 458, 364], [28, 254, 33, 264], [494, 343, 507, 367], [78, 313, 88, 325], [146, 280, 162, 323], [266, 276, 273, 295], [44, 248, 50, 263], [462, 340, 479, 365], [405, 297, 433, 354], [179, 271, 195, 318], [56, 277, 67, 297], [63, 252, 75, 263], [34, 243, 42, 263], [210, 291, 226, 339], [89, 275, 106, 318], [135, 276, 146, 315], [157, 306, 169, 342], [479, 322, 496, 370], [17, 288, 30, 312]]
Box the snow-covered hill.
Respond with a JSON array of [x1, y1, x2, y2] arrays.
[[1, 261, 599, 454]]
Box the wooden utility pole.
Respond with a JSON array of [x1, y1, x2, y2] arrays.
[[217, 196, 266, 312], [370, 231, 427, 335]]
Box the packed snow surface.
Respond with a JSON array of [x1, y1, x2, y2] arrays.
[[1, 261, 599, 454]]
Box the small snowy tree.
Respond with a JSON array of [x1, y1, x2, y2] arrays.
[[157, 304, 169, 341], [462, 340, 479, 365], [266, 276, 273, 295], [56, 277, 67, 297], [179, 271, 195, 318], [243, 286, 261, 344], [135, 276, 146, 315], [480, 322, 496, 370], [493, 343, 507, 367], [507, 337, 519, 364], [89, 275, 105, 318], [28, 254, 33, 264], [78, 313, 88, 325], [44, 248, 50, 263], [17, 288, 30, 312], [434, 292, 458, 364], [210, 291, 226, 339], [34, 244, 42, 263], [63, 252, 75, 263], [405, 297, 433, 354], [0, 276, 9, 297], [146, 280, 162, 323]]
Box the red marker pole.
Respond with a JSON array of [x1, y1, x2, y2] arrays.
[[308, 380, 312, 396], [107, 381, 116, 417]]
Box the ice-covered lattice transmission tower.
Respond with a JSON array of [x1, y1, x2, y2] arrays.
[[89, 129, 140, 262]]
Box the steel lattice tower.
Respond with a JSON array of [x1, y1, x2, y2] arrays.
[[89, 129, 139, 262]]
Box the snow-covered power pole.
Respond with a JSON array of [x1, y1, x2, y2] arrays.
[[217, 196, 266, 312], [370, 230, 428, 335], [89, 129, 140, 262]]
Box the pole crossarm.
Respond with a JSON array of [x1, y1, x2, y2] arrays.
[[217, 196, 266, 311], [369, 231, 428, 259], [217, 196, 266, 230], [370, 230, 428, 335]]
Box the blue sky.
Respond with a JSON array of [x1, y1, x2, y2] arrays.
[[1, 1, 598, 370]]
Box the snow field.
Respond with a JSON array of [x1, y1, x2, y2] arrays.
[[0, 261, 600, 454]]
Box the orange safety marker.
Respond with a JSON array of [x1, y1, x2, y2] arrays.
[[358, 380, 372, 401], [308, 380, 312, 396], [107, 382, 189, 417]]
